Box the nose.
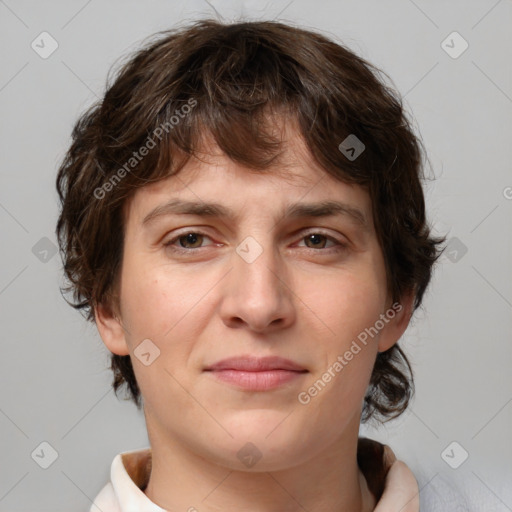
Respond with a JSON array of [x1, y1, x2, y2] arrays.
[[219, 237, 296, 334]]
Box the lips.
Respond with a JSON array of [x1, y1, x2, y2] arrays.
[[204, 355, 307, 372], [205, 355, 308, 392], [203, 356, 308, 391]]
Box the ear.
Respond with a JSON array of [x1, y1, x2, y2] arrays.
[[94, 302, 130, 356], [377, 289, 415, 353]]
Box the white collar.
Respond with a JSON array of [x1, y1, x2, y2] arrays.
[[92, 440, 419, 511]]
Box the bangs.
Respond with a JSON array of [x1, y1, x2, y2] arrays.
[[99, 20, 381, 195], [154, 103, 298, 180]]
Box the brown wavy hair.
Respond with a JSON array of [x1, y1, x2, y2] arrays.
[[55, 19, 445, 423]]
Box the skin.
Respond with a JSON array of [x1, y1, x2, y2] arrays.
[[96, 124, 414, 512]]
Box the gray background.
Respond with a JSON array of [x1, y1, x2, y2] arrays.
[[0, 0, 511, 510]]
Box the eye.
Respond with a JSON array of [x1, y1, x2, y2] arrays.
[[162, 229, 348, 256], [296, 231, 348, 252], [299, 233, 335, 249], [163, 231, 213, 252]]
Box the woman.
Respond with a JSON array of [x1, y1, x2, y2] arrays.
[[56, 19, 446, 511]]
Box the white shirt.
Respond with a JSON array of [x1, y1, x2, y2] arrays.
[[89, 440, 421, 512]]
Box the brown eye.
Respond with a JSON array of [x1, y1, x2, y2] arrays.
[[163, 231, 212, 253], [296, 231, 348, 254], [176, 232, 204, 249], [303, 233, 329, 249]]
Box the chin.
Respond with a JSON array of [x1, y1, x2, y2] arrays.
[[223, 408, 296, 439]]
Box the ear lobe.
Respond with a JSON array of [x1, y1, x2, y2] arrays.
[[94, 302, 130, 356], [377, 290, 415, 353]]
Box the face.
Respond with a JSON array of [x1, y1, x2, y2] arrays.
[[97, 127, 411, 472]]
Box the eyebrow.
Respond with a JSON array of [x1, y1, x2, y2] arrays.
[[142, 199, 369, 231]]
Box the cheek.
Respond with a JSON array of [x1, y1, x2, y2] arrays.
[[120, 270, 171, 337], [302, 267, 386, 348], [119, 257, 218, 358], [295, 262, 385, 409], [118, 264, 209, 400]]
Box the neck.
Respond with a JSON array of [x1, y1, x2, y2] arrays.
[[143, 416, 376, 512]]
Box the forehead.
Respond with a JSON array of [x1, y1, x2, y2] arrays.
[[124, 125, 373, 226]]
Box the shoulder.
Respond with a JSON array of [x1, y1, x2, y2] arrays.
[[89, 481, 121, 512], [411, 464, 485, 511]]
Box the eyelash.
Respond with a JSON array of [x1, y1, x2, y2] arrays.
[[163, 230, 348, 255]]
